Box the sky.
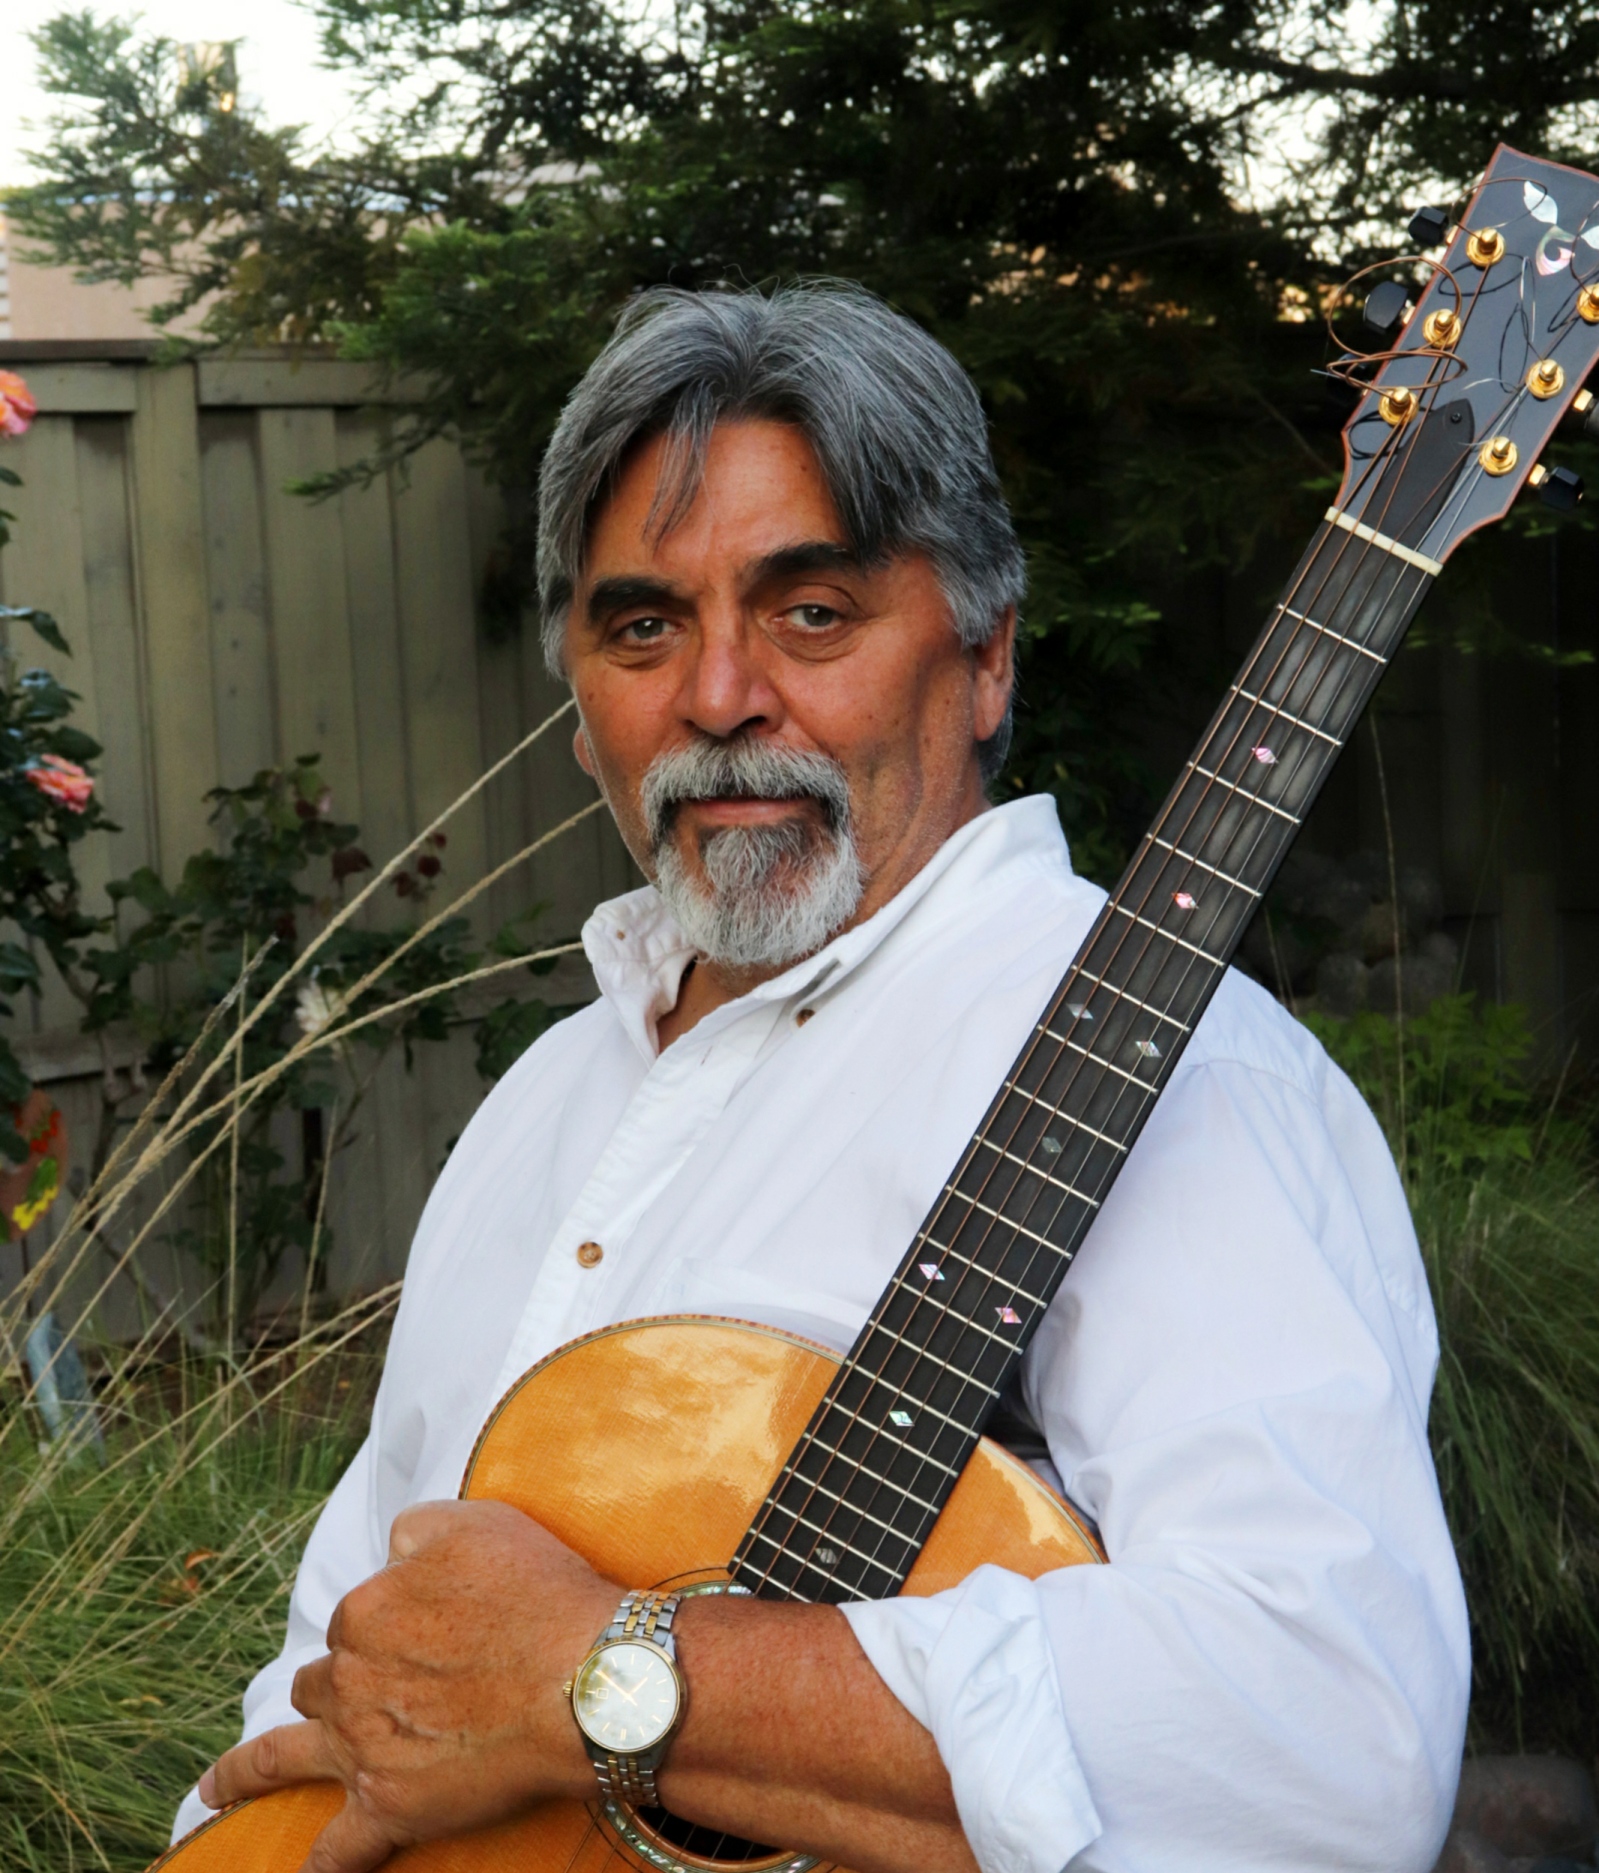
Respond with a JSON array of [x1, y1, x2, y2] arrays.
[[0, 0, 360, 192]]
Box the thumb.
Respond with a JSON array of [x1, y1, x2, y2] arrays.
[[300, 1791, 405, 1873]]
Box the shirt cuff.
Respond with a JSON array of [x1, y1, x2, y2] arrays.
[[839, 1564, 1102, 1873]]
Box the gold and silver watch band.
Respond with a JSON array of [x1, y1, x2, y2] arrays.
[[587, 1590, 682, 1807]]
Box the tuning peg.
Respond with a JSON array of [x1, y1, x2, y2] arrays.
[[1567, 387, 1599, 442], [1529, 463, 1585, 512], [1362, 281, 1412, 342], [1407, 205, 1453, 248]]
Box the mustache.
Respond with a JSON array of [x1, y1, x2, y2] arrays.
[[641, 738, 853, 851]]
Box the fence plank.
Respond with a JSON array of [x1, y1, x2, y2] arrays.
[[392, 439, 488, 913], [129, 362, 221, 874], [257, 407, 366, 828], [75, 417, 156, 898], [336, 414, 414, 874], [199, 413, 278, 788]]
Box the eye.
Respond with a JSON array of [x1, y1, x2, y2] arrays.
[[782, 603, 841, 631], [620, 615, 671, 643]]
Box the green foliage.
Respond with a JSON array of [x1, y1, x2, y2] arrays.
[[1310, 994, 1599, 1754], [1304, 993, 1544, 1179]]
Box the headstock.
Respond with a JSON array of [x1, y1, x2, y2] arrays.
[[1332, 144, 1599, 565]]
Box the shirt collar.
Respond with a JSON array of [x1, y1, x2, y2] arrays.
[[582, 794, 1073, 1062]]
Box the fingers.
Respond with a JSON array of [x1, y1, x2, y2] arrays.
[[200, 1720, 340, 1807], [292, 1652, 334, 1719], [300, 1788, 408, 1873]]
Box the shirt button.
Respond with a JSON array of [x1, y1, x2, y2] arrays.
[[576, 1241, 605, 1268], [795, 1008, 815, 1027]]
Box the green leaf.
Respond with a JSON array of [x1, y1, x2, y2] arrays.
[[0, 1041, 32, 1116], [0, 606, 72, 657]]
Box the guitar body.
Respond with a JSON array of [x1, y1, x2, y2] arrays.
[[153, 1317, 1102, 1873]]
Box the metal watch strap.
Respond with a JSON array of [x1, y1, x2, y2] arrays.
[[585, 1590, 682, 1807]]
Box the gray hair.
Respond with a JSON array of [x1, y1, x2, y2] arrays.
[[535, 281, 1026, 778]]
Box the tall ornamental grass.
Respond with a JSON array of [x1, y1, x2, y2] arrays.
[[1309, 993, 1599, 1756]]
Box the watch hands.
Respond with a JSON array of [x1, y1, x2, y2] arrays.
[[591, 1668, 641, 1705]]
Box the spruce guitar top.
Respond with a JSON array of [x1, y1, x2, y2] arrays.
[[155, 142, 1599, 1873]]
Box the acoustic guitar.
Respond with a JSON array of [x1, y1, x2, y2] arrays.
[[156, 142, 1599, 1873]]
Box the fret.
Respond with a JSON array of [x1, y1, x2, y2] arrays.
[[1185, 763, 1301, 826], [901, 1229, 1055, 1301], [997, 1085, 1130, 1153], [751, 1501, 909, 1583], [1053, 1034, 1162, 1091], [848, 1323, 1004, 1399], [1039, 993, 1189, 1050], [737, 1520, 887, 1580], [1229, 684, 1344, 748], [780, 1461, 941, 1535], [969, 1134, 1104, 1204], [800, 1425, 961, 1481], [1108, 901, 1229, 968], [817, 1373, 991, 1442], [889, 1277, 1036, 1350], [1283, 607, 1386, 664], [1146, 838, 1260, 901]]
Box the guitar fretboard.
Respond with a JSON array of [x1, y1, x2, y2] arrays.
[[730, 435, 1460, 1604]]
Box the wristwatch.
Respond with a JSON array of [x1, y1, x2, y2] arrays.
[[566, 1589, 686, 1805]]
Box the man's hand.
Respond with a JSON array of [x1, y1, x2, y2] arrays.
[[198, 1500, 618, 1873]]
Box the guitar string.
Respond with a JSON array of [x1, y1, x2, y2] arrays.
[[736, 323, 1482, 1596], [739, 190, 1558, 1597]]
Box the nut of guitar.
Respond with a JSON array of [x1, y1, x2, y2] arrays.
[[149, 1317, 1102, 1873]]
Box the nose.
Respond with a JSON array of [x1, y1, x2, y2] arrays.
[[677, 616, 784, 743]]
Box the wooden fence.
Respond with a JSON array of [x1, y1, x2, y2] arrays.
[[0, 341, 634, 1332]]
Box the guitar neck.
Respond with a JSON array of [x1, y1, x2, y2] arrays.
[[730, 514, 1435, 1605]]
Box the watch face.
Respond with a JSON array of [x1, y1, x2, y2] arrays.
[[572, 1640, 681, 1752]]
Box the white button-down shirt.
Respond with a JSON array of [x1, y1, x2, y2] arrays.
[[176, 797, 1469, 1871]]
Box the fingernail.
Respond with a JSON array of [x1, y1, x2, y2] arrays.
[[198, 1769, 217, 1806]]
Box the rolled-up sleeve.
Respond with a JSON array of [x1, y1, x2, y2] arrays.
[[845, 1053, 1469, 1873]]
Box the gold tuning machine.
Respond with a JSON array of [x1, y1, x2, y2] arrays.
[[1378, 385, 1418, 427], [1479, 436, 1519, 476], [1465, 227, 1506, 268], [1527, 359, 1566, 399], [1422, 308, 1461, 348]]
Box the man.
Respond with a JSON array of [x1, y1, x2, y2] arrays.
[[183, 283, 1469, 1873]]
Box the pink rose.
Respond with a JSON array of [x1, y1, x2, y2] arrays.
[[0, 371, 38, 439], [26, 754, 93, 813]]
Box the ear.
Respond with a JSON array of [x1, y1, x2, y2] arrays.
[[572, 724, 597, 777], [971, 608, 1017, 746]]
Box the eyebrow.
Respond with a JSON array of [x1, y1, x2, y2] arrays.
[[581, 541, 868, 629], [583, 574, 688, 626]]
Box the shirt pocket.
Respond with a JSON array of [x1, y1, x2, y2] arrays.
[[640, 1256, 869, 1356]]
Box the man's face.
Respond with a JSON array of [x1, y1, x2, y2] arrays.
[[565, 419, 1014, 968]]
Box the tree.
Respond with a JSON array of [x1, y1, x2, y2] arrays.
[[10, 0, 1599, 871]]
